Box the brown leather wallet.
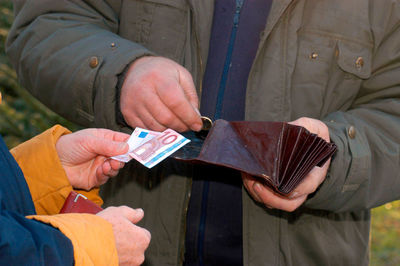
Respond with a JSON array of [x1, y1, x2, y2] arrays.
[[59, 191, 103, 214], [173, 119, 337, 196]]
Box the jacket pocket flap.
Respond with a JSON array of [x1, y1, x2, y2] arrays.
[[138, 0, 187, 10], [336, 40, 372, 79]]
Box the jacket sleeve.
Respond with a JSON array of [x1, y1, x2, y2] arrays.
[[6, 0, 154, 131], [10, 125, 103, 214], [28, 213, 119, 266], [10, 125, 119, 265], [0, 208, 75, 265], [305, 3, 400, 212]]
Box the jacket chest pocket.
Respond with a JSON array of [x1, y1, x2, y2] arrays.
[[119, 0, 188, 62], [290, 31, 372, 118]]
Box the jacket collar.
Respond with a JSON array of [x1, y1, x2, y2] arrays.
[[256, 0, 294, 58], [186, 0, 294, 62], [186, 0, 214, 64]]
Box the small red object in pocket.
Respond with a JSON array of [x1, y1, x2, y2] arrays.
[[59, 191, 103, 214]]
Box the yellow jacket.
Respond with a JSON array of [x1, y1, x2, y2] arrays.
[[10, 125, 118, 266]]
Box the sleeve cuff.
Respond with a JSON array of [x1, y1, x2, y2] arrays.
[[304, 114, 371, 211], [28, 213, 118, 266]]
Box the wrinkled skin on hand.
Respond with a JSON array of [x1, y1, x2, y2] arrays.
[[120, 56, 202, 132], [97, 206, 151, 266], [242, 117, 331, 212], [55, 128, 130, 190]]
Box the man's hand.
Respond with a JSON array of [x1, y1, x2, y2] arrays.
[[97, 206, 151, 266], [56, 129, 130, 190], [120, 56, 203, 132], [242, 117, 331, 212]]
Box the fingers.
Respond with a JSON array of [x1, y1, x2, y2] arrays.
[[109, 159, 125, 172], [288, 117, 330, 142], [95, 159, 124, 184], [119, 56, 202, 132], [178, 67, 199, 110], [252, 182, 308, 212], [87, 137, 129, 158], [89, 128, 131, 142], [141, 94, 189, 132], [97, 206, 151, 266], [287, 159, 330, 199], [242, 172, 308, 212], [117, 206, 145, 224], [157, 79, 202, 131]]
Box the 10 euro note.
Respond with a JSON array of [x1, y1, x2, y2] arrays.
[[112, 127, 190, 168], [129, 128, 190, 168], [111, 127, 161, 162]]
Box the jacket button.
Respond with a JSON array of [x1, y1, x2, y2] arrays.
[[310, 52, 318, 59], [348, 126, 356, 139], [89, 56, 99, 68], [355, 57, 364, 69]]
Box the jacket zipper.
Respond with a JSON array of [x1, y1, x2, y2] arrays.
[[178, 4, 203, 265], [197, 1, 245, 265], [214, 0, 244, 119]]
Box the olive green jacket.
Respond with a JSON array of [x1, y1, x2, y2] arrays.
[[7, 0, 400, 265]]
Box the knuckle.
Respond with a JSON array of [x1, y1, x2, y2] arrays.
[[158, 112, 174, 125], [106, 206, 117, 211], [168, 97, 183, 110], [146, 119, 158, 129], [146, 119, 165, 132], [118, 205, 132, 212]]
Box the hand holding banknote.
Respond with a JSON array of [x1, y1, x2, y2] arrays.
[[120, 56, 203, 132]]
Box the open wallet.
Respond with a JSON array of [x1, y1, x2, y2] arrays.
[[172, 119, 337, 196]]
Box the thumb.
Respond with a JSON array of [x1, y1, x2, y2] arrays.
[[87, 137, 129, 157], [178, 68, 199, 110], [118, 206, 145, 224]]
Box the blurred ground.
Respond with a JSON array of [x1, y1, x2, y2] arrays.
[[0, 1, 399, 265]]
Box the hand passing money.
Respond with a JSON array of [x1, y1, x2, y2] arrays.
[[112, 127, 190, 168]]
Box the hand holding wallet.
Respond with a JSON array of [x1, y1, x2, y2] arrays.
[[173, 119, 337, 196]]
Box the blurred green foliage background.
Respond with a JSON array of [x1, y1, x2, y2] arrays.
[[0, 1, 399, 265], [0, 0, 79, 148]]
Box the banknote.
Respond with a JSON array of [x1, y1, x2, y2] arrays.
[[112, 127, 190, 168], [130, 128, 190, 168], [111, 127, 161, 162]]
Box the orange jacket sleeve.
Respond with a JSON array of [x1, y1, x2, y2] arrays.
[[10, 125, 118, 265], [28, 213, 118, 266], [10, 125, 103, 214]]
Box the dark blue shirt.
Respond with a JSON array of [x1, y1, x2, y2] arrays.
[[184, 1, 272, 265]]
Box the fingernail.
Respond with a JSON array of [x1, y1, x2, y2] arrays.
[[288, 192, 299, 199], [118, 142, 128, 151], [192, 123, 203, 132], [135, 208, 144, 213], [254, 182, 262, 193], [193, 107, 201, 116], [253, 182, 263, 200]]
